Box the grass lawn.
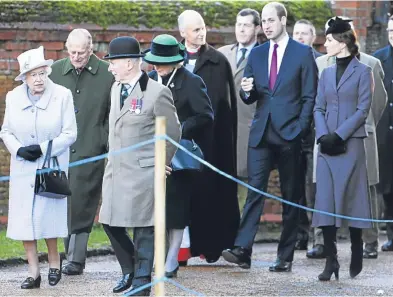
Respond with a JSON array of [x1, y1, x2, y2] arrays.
[[0, 224, 111, 260]]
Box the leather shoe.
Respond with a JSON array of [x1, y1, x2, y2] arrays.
[[48, 257, 62, 286], [21, 275, 41, 289], [113, 273, 133, 293], [61, 261, 84, 275], [363, 242, 378, 259], [269, 258, 292, 272], [165, 266, 179, 278], [381, 240, 393, 251], [295, 239, 308, 250], [123, 285, 150, 296], [222, 247, 251, 269], [306, 244, 326, 259]]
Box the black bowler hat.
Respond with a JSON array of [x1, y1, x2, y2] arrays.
[[325, 16, 353, 35], [104, 36, 145, 59]]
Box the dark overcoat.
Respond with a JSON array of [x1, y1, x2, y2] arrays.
[[373, 45, 393, 194], [183, 42, 240, 260], [49, 54, 114, 234], [149, 66, 214, 228]]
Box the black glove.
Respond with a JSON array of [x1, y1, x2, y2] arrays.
[[17, 145, 43, 161], [319, 133, 346, 156]]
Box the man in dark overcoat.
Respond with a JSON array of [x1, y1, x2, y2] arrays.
[[373, 15, 393, 252], [49, 29, 114, 274], [177, 9, 240, 263]]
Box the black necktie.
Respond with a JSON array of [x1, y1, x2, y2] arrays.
[[237, 48, 247, 68], [120, 84, 130, 109]]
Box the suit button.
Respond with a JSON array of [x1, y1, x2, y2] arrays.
[[31, 134, 35, 138], [71, 149, 76, 153], [390, 126, 393, 130], [30, 183, 34, 188], [390, 103, 393, 107], [31, 108, 35, 113], [76, 90, 80, 94], [75, 108, 79, 114]]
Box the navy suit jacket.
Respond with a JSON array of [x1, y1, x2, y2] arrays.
[[240, 38, 318, 147]]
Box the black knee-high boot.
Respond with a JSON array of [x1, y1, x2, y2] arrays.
[[349, 227, 363, 278], [318, 226, 340, 281]]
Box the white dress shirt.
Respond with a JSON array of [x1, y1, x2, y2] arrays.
[[237, 42, 257, 64], [268, 33, 289, 77]]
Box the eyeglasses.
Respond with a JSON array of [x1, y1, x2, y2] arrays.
[[29, 71, 47, 81]]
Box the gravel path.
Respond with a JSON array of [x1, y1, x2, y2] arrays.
[[1, 236, 392, 296]]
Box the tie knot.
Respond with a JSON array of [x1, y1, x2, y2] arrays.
[[240, 48, 247, 56], [273, 44, 279, 50]]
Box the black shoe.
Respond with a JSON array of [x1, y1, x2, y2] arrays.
[[113, 273, 133, 293], [123, 285, 150, 296], [165, 266, 179, 278], [295, 239, 308, 250], [21, 275, 41, 289], [48, 258, 62, 286], [349, 232, 363, 278], [363, 242, 378, 259], [268, 258, 292, 272], [381, 240, 393, 251], [318, 256, 340, 281], [178, 260, 188, 267], [222, 247, 251, 269], [61, 261, 84, 275], [306, 244, 326, 259]]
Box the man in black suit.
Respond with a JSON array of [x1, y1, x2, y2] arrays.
[[222, 2, 318, 272], [292, 19, 322, 251]]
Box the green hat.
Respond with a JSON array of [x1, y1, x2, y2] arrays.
[[143, 34, 185, 65]]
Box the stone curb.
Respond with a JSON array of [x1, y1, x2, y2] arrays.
[[0, 246, 115, 267]]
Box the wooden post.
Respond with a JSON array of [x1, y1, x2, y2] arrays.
[[154, 117, 166, 297]]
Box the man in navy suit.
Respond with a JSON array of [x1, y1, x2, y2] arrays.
[[222, 2, 318, 272]]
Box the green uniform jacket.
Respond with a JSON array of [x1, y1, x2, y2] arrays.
[[49, 54, 114, 234]]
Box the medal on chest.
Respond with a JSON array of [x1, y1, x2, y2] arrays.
[[130, 98, 143, 114]]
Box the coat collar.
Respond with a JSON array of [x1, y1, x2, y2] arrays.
[[331, 56, 360, 91], [181, 41, 219, 73], [232, 42, 259, 76], [17, 79, 55, 110], [380, 45, 393, 62], [116, 71, 149, 122], [62, 54, 101, 75]]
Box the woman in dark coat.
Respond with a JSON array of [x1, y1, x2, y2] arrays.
[[144, 34, 214, 277], [313, 17, 373, 281]]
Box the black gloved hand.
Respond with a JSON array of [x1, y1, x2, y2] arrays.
[[319, 133, 346, 156], [17, 145, 43, 161], [25, 145, 43, 158]]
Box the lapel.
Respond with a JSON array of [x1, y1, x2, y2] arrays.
[[193, 43, 219, 74], [272, 38, 294, 94], [234, 42, 259, 77], [336, 57, 358, 91], [228, 44, 237, 76], [116, 72, 149, 122]]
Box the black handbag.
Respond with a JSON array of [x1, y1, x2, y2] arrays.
[[35, 140, 72, 199], [171, 139, 204, 172]]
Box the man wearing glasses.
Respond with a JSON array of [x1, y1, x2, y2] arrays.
[[50, 29, 114, 275], [373, 15, 393, 252]]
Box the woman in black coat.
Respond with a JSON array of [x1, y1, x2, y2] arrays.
[[144, 34, 214, 277]]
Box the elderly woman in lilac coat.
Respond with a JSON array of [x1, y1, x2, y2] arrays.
[[312, 17, 373, 281]]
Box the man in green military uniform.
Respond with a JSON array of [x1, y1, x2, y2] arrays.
[[49, 28, 114, 275]]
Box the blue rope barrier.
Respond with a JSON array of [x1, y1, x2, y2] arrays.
[[164, 278, 206, 296], [0, 138, 156, 182], [163, 135, 393, 223]]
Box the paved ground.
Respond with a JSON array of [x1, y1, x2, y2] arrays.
[[1, 235, 392, 296]]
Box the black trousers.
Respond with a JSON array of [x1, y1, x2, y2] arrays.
[[103, 224, 154, 287], [383, 193, 393, 240], [234, 122, 302, 262]]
